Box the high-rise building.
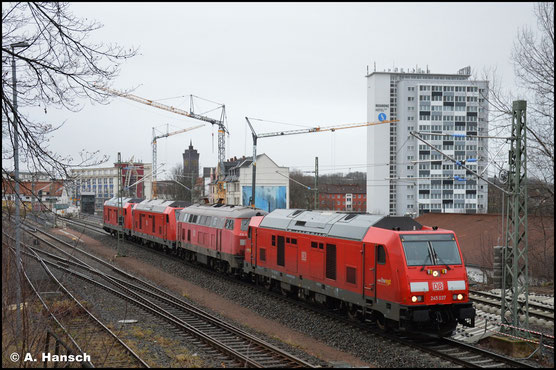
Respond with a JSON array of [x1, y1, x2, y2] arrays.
[[366, 66, 489, 216], [183, 140, 200, 180]]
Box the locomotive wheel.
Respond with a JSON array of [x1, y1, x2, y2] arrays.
[[347, 304, 360, 321], [263, 278, 272, 291], [438, 322, 457, 337], [217, 261, 229, 274], [376, 314, 389, 332]]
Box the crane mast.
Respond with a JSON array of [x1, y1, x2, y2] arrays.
[[96, 85, 228, 201]]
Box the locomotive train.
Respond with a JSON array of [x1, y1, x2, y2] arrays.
[[103, 197, 476, 336]]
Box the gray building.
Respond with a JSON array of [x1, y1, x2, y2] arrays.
[[366, 66, 489, 216]]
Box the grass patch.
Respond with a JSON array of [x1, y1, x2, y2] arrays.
[[129, 326, 154, 339], [47, 299, 83, 318], [172, 350, 204, 368]]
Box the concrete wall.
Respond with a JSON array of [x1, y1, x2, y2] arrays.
[[366, 73, 391, 215]]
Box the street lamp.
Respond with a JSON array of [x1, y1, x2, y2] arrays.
[[11, 40, 29, 335]]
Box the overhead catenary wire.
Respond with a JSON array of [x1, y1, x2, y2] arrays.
[[410, 131, 510, 195], [414, 131, 512, 140]]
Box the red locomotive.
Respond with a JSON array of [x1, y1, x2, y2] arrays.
[[244, 209, 475, 336], [103, 198, 475, 336], [176, 204, 267, 273], [102, 197, 143, 237], [130, 199, 187, 251]]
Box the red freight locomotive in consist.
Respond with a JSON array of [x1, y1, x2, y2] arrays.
[[176, 204, 267, 273], [102, 198, 475, 336], [130, 199, 188, 251], [244, 209, 475, 335], [103, 197, 143, 237]]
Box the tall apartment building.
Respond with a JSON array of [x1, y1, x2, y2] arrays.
[[366, 66, 489, 216]]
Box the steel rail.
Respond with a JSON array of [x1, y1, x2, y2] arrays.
[[29, 252, 309, 368], [13, 244, 149, 368], [24, 226, 316, 368], [470, 290, 554, 318]]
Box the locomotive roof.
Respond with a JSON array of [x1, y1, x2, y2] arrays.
[[180, 203, 267, 219], [134, 199, 188, 213], [258, 209, 422, 241], [104, 197, 143, 207]]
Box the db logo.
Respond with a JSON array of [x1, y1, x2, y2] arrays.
[[432, 282, 444, 291]]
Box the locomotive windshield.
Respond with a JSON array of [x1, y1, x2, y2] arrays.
[[400, 234, 462, 267]]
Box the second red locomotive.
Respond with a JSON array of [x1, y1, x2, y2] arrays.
[[176, 204, 267, 273], [130, 199, 188, 251]]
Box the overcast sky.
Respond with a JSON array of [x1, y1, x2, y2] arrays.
[[22, 2, 538, 179]]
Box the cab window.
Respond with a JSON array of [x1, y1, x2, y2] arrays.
[[225, 219, 235, 230], [240, 219, 249, 231], [377, 245, 386, 264]]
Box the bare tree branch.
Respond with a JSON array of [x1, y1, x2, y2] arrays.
[[476, 3, 554, 210], [2, 2, 138, 181]]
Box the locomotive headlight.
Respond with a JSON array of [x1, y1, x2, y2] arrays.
[[411, 295, 424, 303], [411, 295, 418, 303], [432, 270, 439, 277], [457, 293, 464, 300]]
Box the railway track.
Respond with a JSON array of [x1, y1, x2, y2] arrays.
[[51, 217, 545, 367], [469, 290, 554, 324], [395, 334, 538, 368], [22, 225, 317, 368], [56, 215, 107, 234], [8, 239, 149, 368]]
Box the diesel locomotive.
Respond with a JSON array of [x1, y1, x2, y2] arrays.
[[103, 198, 475, 336]]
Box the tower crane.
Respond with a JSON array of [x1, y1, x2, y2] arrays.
[[245, 118, 398, 208], [152, 124, 204, 198], [95, 85, 229, 200]]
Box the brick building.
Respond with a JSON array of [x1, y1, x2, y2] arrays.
[[318, 183, 366, 212]]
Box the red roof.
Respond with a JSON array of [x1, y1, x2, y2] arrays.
[[416, 213, 554, 280]]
